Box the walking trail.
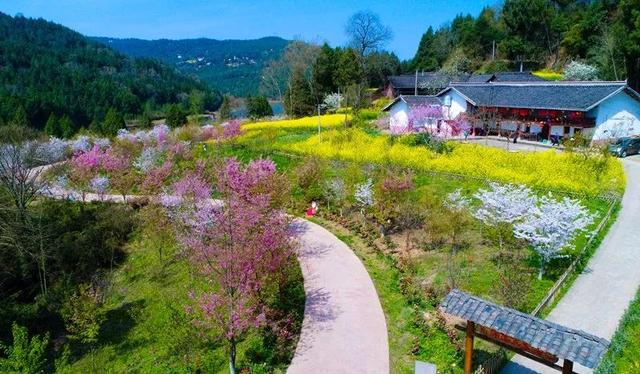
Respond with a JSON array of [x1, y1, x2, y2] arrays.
[[502, 157, 640, 374], [37, 170, 390, 374], [287, 219, 389, 373]]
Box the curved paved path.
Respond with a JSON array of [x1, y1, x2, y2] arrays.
[[287, 219, 389, 374], [503, 157, 640, 374], [36, 170, 390, 373]]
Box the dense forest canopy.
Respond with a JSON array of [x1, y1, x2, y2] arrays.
[[0, 12, 221, 135], [92, 36, 290, 97], [409, 0, 640, 91]]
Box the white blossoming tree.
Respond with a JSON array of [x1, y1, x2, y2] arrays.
[[444, 188, 470, 212], [322, 93, 343, 112], [514, 195, 595, 279], [473, 183, 538, 250], [354, 179, 374, 214], [473, 183, 537, 224], [564, 61, 599, 81], [324, 177, 346, 215]]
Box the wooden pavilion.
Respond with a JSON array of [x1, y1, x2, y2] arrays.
[[439, 289, 610, 374]]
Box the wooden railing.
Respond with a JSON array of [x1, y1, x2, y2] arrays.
[[473, 349, 507, 374]]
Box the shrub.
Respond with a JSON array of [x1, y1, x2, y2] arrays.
[[405, 133, 453, 154], [247, 96, 273, 119], [294, 157, 327, 201], [564, 61, 599, 81], [357, 109, 379, 121], [0, 323, 49, 373]]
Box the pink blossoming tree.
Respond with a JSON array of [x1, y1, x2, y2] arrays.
[[407, 104, 443, 133], [163, 158, 296, 374]]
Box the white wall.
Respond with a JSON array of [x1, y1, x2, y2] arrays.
[[590, 91, 640, 141], [550, 126, 564, 136], [389, 100, 409, 131], [442, 91, 468, 120]]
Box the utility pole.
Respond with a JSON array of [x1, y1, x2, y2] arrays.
[[317, 104, 322, 134], [492, 40, 496, 61], [415, 70, 418, 96]]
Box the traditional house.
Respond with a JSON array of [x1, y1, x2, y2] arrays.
[[382, 95, 451, 134], [436, 81, 640, 142], [383, 71, 543, 98]]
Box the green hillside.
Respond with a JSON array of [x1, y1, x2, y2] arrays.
[[0, 13, 220, 133], [92, 36, 290, 96]]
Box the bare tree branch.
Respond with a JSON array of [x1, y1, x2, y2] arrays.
[[345, 10, 393, 56]]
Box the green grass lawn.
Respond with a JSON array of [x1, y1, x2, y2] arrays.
[[596, 288, 640, 374], [67, 215, 304, 373]]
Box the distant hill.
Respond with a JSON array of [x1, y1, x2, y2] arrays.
[[91, 36, 290, 97], [0, 12, 220, 133]]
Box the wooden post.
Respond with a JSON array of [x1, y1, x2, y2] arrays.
[[464, 321, 475, 374], [562, 359, 573, 374]]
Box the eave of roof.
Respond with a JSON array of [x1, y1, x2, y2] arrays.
[[436, 86, 477, 106], [381, 95, 442, 111], [440, 289, 609, 369], [447, 81, 629, 111], [381, 96, 405, 111]]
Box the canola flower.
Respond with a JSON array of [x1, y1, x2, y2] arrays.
[[241, 114, 348, 132], [271, 127, 625, 197]]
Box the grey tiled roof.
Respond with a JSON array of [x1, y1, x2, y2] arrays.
[[381, 95, 442, 111], [467, 74, 494, 83], [402, 95, 442, 107], [389, 71, 543, 89], [439, 289, 609, 369], [388, 73, 470, 89], [443, 82, 632, 111]]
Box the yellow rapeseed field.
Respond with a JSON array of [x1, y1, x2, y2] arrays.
[[274, 128, 625, 196], [242, 114, 348, 131]]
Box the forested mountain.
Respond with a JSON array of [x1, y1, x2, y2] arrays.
[[0, 12, 220, 134], [92, 36, 290, 96], [409, 0, 640, 91]]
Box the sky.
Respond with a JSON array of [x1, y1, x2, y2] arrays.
[[1, 0, 496, 59]]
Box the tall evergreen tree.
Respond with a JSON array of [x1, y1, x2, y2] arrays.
[[102, 108, 123, 136], [219, 95, 232, 121], [44, 113, 61, 137], [335, 48, 365, 89], [59, 115, 75, 139], [246, 96, 273, 119], [188, 89, 205, 115], [500, 0, 557, 62], [11, 106, 29, 127], [413, 27, 439, 71], [473, 7, 504, 60], [312, 44, 338, 97], [614, 0, 640, 91], [365, 51, 401, 87], [165, 104, 187, 128], [284, 66, 315, 117]]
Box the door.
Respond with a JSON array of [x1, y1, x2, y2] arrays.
[[541, 124, 550, 140]]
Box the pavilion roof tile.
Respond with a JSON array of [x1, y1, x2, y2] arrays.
[[439, 289, 609, 369]]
